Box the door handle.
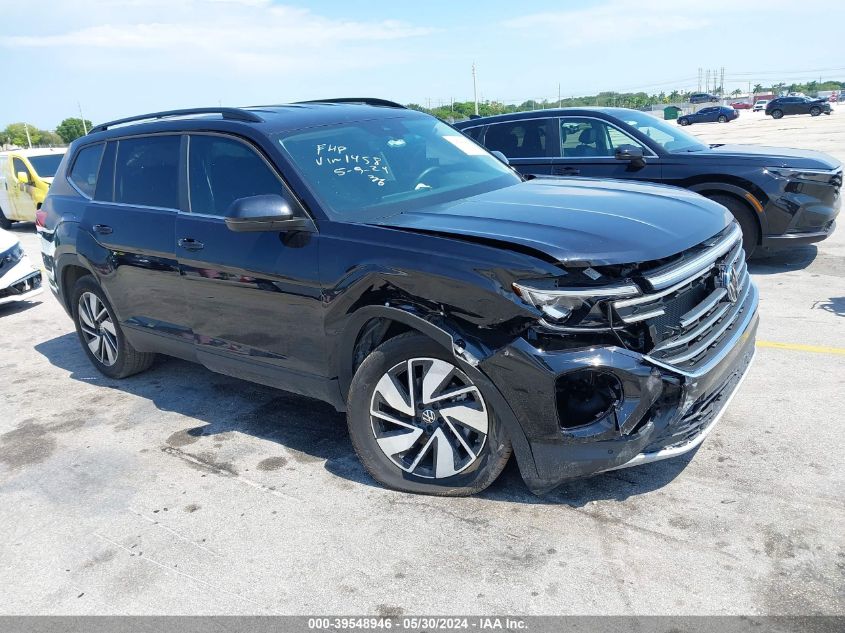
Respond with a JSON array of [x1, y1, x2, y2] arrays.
[[178, 238, 205, 251], [553, 166, 580, 176], [93, 224, 113, 235]]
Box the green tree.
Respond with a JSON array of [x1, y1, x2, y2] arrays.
[[753, 84, 763, 94], [56, 117, 93, 143]]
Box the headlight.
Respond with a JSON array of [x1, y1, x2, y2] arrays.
[[2, 244, 24, 266], [765, 167, 834, 183], [513, 281, 640, 330]]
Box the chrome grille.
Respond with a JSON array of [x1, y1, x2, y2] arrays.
[[613, 223, 756, 375]]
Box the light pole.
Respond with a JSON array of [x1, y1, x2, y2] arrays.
[[472, 62, 479, 116]]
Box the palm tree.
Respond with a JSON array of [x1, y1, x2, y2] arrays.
[[731, 88, 742, 97], [753, 83, 763, 95]]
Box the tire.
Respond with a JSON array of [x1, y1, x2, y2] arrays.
[[771, 109, 783, 119], [0, 208, 12, 230], [810, 107, 821, 117], [678, 118, 690, 126], [718, 115, 728, 123], [706, 194, 760, 259], [346, 332, 511, 496], [71, 276, 155, 379]]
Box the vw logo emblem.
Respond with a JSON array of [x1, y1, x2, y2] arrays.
[[718, 263, 740, 303], [421, 409, 438, 425]]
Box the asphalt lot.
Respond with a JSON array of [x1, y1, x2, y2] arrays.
[[1, 109, 843, 616]]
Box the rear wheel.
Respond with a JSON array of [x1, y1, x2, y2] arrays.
[[0, 207, 12, 230], [71, 276, 155, 379], [678, 118, 690, 126], [810, 106, 821, 116], [346, 332, 511, 496], [771, 109, 784, 119], [706, 194, 759, 258]]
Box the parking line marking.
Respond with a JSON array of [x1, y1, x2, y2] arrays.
[[756, 340, 845, 356]]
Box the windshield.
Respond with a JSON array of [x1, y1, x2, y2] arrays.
[[277, 115, 520, 220], [614, 110, 708, 153], [26, 153, 64, 178]]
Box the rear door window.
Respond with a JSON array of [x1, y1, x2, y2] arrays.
[[68, 144, 105, 198], [114, 135, 180, 209], [483, 118, 556, 158]]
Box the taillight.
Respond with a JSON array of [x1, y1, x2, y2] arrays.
[[35, 210, 47, 228]]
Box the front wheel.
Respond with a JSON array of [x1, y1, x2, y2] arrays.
[[810, 106, 821, 116], [718, 115, 728, 123], [707, 194, 759, 259], [771, 109, 784, 119], [346, 332, 511, 496], [71, 276, 156, 379]]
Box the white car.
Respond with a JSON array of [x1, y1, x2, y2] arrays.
[[752, 100, 769, 112], [0, 228, 42, 306]]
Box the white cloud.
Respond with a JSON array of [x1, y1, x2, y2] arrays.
[[4, 1, 435, 75]]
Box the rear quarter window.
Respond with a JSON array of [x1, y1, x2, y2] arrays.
[[68, 144, 105, 198]]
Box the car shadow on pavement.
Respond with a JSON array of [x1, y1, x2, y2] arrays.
[[747, 244, 818, 274], [812, 296, 845, 317], [0, 299, 42, 318], [36, 332, 696, 505]]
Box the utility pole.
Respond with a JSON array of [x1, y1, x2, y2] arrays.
[[24, 122, 32, 149], [720, 67, 725, 97], [698, 67, 702, 93], [78, 102, 88, 134], [558, 83, 562, 108], [472, 62, 479, 116], [705, 69, 710, 93]]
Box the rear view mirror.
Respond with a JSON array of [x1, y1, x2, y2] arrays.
[[224, 194, 311, 232], [17, 171, 30, 184], [490, 150, 510, 165], [614, 145, 646, 168]]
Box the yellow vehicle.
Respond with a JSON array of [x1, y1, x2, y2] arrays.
[[0, 148, 67, 229]]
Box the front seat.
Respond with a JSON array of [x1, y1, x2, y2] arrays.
[[573, 128, 599, 156]]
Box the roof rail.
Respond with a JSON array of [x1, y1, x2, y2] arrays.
[[295, 98, 406, 109], [88, 107, 263, 134]]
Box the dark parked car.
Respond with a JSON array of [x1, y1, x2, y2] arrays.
[[40, 100, 759, 496], [689, 93, 720, 104], [455, 107, 841, 256], [678, 106, 739, 126], [765, 96, 832, 118]]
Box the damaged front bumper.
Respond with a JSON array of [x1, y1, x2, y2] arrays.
[[0, 258, 43, 306], [479, 288, 759, 495]]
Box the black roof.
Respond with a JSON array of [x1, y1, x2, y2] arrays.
[[451, 107, 636, 128], [85, 98, 417, 139]]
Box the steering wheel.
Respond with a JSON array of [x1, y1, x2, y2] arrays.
[[413, 165, 446, 189]]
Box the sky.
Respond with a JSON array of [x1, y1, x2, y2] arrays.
[[1, 0, 843, 129]]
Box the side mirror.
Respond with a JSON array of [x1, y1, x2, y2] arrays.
[[614, 145, 646, 168], [490, 150, 510, 166], [224, 194, 310, 233], [17, 171, 30, 184]]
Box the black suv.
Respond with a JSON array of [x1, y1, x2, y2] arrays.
[[765, 96, 832, 119], [41, 100, 758, 496], [454, 107, 842, 256]]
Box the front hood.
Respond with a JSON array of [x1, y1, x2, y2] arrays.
[[375, 178, 732, 266], [701, 144, 841, 169]]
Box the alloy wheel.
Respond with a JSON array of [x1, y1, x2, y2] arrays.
[[369, 357, 488, 479], [78, 292, 119, 366]]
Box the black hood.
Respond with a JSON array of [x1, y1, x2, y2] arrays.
[[376, 178, 732, 266], [697, 144, 841, 170]]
